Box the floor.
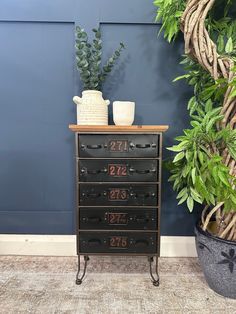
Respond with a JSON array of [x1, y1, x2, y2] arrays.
[[0, 256, 235, 314]]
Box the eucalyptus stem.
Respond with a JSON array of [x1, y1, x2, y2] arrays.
[[75, 26, 125, 90]]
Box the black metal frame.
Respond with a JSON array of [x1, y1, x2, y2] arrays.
[[74, 131, 163, 286]]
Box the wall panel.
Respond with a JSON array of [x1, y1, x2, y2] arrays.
[[0, 0, 195, 235]]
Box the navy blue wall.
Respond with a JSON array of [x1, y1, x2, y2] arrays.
[[0, 0, 197, 235]]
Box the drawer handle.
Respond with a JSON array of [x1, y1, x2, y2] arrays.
[[100, 168, 108, 173], [83, 217, 101, 223], [87, 169, 101, 175], [87, 144, 102, 149], [129, 169, 152, 174], [137, 193, 150, 198], [84, 193, 101, 198], [134, 240, 149, 247], [80, 168, 86, 174], [136, 217, 148, 223], [136, 144, 151, 149], [139, 193, 155, 198], [88, 239, 101, 246], [135, 169, 150, 174]]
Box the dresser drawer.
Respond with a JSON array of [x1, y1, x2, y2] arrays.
[[78, 231, 157, 254], [79, 159, 158, 182], [79, 184, 158, 206], [79, 207, 157, 230], [78, 134, 159, 158]]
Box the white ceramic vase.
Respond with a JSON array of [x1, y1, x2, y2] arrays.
[[113, 101, 135, 125], [73, 90, 110, 125]]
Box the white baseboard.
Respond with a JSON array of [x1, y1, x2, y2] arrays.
[[0, 235, 197, 257], [161, 236, 197, 257]]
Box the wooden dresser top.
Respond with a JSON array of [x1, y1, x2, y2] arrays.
[[69, 125, 169, 133]]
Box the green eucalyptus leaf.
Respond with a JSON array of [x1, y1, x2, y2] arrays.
[[108, 57, 114, 64], [75, 25, 125, 88], [95, 30, 101, 39]]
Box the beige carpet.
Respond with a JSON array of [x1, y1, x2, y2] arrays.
[[0, 256, 235, 314]]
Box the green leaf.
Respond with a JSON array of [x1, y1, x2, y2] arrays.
[[217, 34, 225, 53], [190, 187, 203, 204], [191, 168, 196, 184], [177, 187, 188, 199], [103, 66, 111, 73], [182, 164, 191, 178], [209, 193, 216, 206], [186, 150, 193, 162], [198, 151, 204, 165], [229, 88, 236, 98], [187, 196, 194, 212], [167, 145, 183, 152], [206, 115, 224, 132], [225, 37, 233, 53], [218, 171, 231, 187], [178, 193, 188, 205], [212, 166, 219, 183], [205, 99, 213, 112], [167, 141, 189, 152], [228, 147, 236, 160], [174, 11, 183, 18], [173, 152, 185, 163], [173, 74, 190, 82], [230, 193, 236, 204], [95, 30, 101, 39], [191, 121, 200, 128]]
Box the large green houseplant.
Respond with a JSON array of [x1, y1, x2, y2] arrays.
[[73, 26, 125, 125], [154, 0, 236, 298]]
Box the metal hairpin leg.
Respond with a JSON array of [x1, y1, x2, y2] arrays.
[[148, 256, 159, 286], [75, 255, 89, 285]]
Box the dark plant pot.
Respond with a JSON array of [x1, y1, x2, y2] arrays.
[[195, 222, 236, 299]]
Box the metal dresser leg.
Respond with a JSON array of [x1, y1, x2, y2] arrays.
[[148, 256, 159, 286], [76, 255, 89, 285]]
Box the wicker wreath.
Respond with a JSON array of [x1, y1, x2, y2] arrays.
[[181, 0, 236, 240]]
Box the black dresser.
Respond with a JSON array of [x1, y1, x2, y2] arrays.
[[69, 125, 168, 285]]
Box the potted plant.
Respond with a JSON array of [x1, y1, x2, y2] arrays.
[[73, 26, 125, 125], [154, 0, 236, 298]]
